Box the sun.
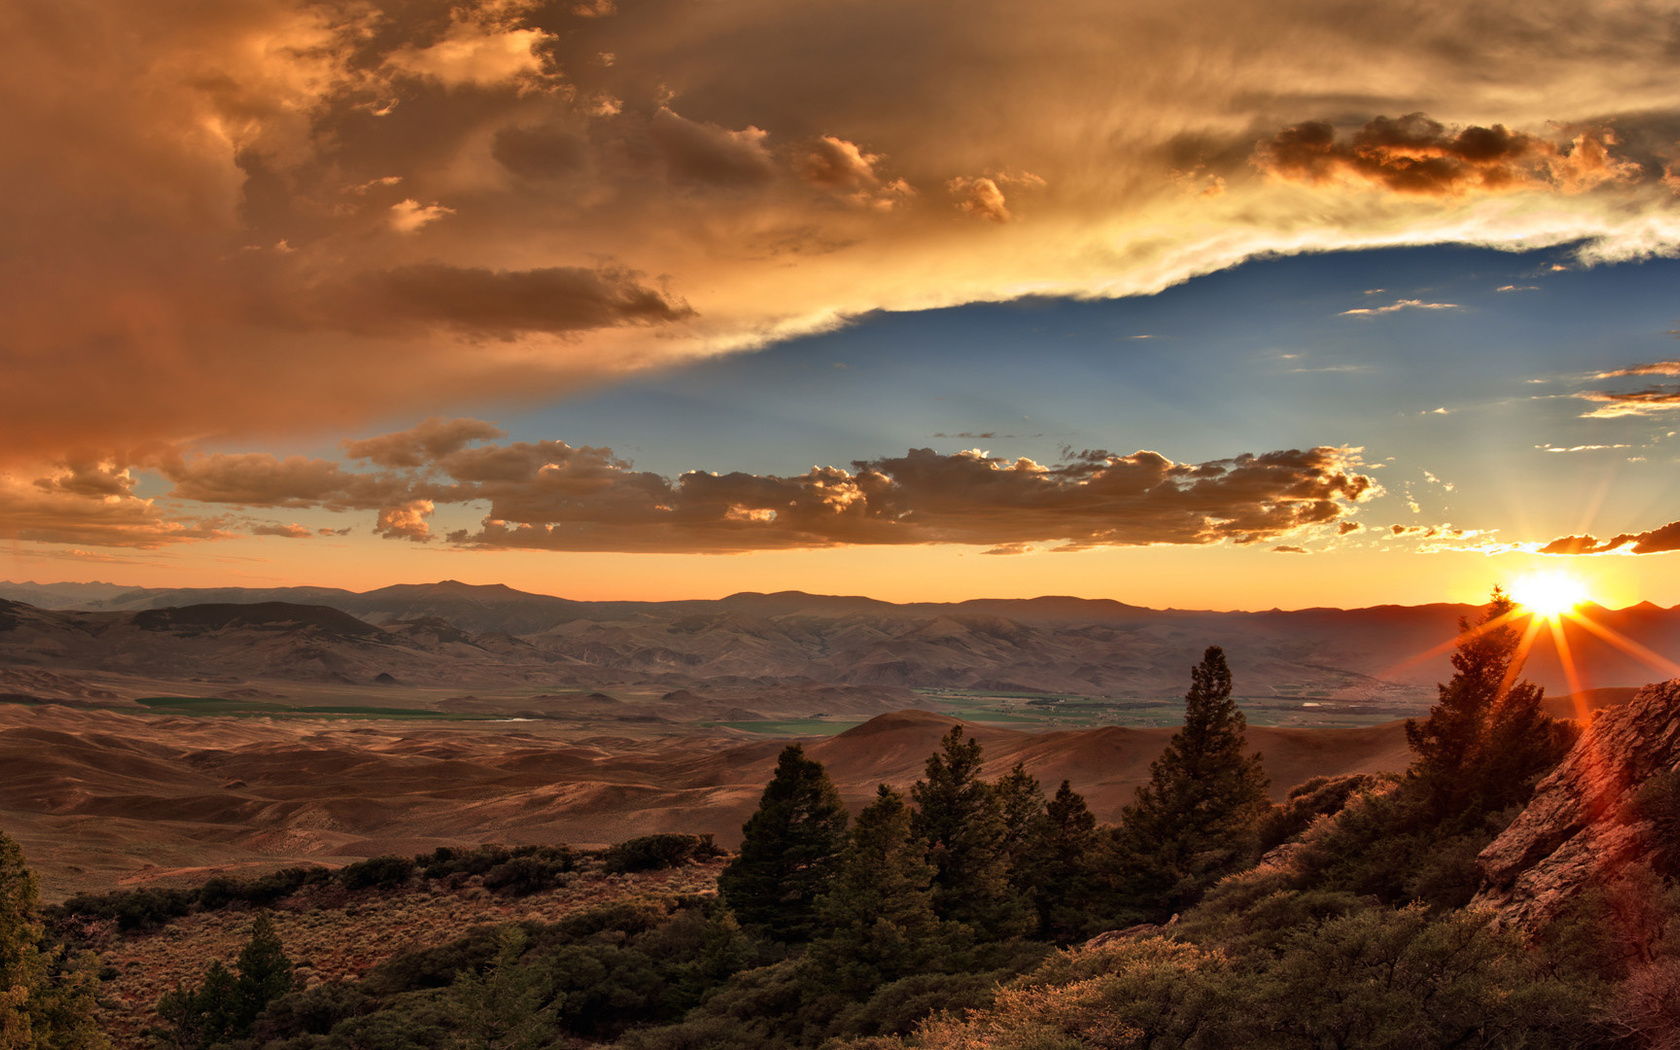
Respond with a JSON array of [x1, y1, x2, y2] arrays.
[[1511, 571, 1591, 619]]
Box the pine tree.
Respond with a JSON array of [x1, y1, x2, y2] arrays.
[[910, 726, 1030, 941], [0, 831, 106, 1050], [1403, 587, 1575, 829], [810, 785, 946, 995], [1023, 780, 1103, 942], [233, 912, 295, 1030], [1109, 646, 1270, 921], [718, 744, 850, 942], [451, 926, 553, 1050], [159, 912, 294, 1048], [994, 761, 1048, 871]]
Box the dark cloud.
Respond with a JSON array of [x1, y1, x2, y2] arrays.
[[337, 264, 695, 339], [33, 460, 137, 498], [1272, 545, 1310, 553], [343, 417, 508, 468], [251, 523, 313, 538], [491, 125, 589, 178], [157, 453, 409, 509], [1538, 520, 1680, 555], [646, 107, 777, 186], [102, 419, 1375, 554], [442, 443, 1375, 553], [1254, 113, 1637, 196]]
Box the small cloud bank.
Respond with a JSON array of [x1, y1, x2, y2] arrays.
[[10, 419, 1378, 554]]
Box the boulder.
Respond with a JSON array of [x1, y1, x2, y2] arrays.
[[1473, 679, 1680, 931]]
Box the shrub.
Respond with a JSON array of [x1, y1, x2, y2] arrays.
[[602, 834, 723, 873], [339, 855, 416, 891]]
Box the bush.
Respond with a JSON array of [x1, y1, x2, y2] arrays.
[[339, 855, 416, 891], [602, 834, 723, 873]]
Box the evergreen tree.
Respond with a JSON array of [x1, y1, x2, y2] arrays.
[[810, 785, 946, 995], [1108, 646, 1270, 921], [0, 831, 106, 1050], [910, 727, 1030, 942], [993, 761, 1047, 871], [718, 744, 850, 942], [450, 926, 553, 1050], [233, 912, 296, 1030], [1403, 586, 1576, 829], [159, 912, 295, 1048], [1023, 780, 1103, 942]]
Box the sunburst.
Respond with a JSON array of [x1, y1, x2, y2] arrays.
[[1510, 571, 1590, 621]]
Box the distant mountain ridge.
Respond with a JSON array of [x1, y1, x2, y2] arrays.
[[2, 580, 1676, 701]]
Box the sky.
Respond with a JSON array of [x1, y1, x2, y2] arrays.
[[4, 0, 1680, 610]]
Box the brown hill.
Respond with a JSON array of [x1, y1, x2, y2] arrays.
[[1, 703, 1411, 899]]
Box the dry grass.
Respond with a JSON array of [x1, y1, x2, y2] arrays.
[[89, 859, 724, 1050]]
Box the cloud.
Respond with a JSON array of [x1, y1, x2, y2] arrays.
[[1340, 299, 1460, 317], [797, 136, 912, 208], [251, 522, 314, 538], [1255, 113, 1638, 197], [1272, 545, 1309, 554], [330, 265, 694, 338], [1576, 385, 1680, 418], [948, 172, 1045, 223], [9, 0, 1680, 464], [157, 453, 409, 509], [647, 108, 777, 186], [389, 199, 456, 233], [1598, 361, 1680, 378], [375, 500, 436, 542], [35, 419, 1374, 553], [1538, 519, 1680, 555], [384, 6, 555, 89], [0, 474, 229, 549], [343, 416, 508, 468]]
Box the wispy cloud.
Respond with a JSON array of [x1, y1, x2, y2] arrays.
[[1340, 299, 1460, 317], [1577, 385, 1680, 418]]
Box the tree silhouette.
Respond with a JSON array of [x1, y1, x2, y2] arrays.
[[718, 744, 850, 942], [1109, 646, 1270, 921], [1404, 586, 1575, 829]]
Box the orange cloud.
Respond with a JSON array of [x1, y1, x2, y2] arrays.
[[1254, 113, 1638, 197], [1576, 385, 1680, 418], [6, 0, 1680, 468]]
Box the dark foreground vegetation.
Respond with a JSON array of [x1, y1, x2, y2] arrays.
[[4, 588, 1679, 1049]]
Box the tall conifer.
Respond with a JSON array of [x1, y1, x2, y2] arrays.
[[811, 785, 944, 995], [1109, 646, 1269, 921], [910, 727, 1031, 941], [718, 744, 849, 942]]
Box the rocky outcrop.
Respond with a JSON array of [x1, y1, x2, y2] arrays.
[[1473, 679, 1680, 931]]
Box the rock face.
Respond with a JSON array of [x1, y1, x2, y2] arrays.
[[1474, 679, 1680, 931]]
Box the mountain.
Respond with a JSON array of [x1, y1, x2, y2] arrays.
[[3, 582, 1675, 702]]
